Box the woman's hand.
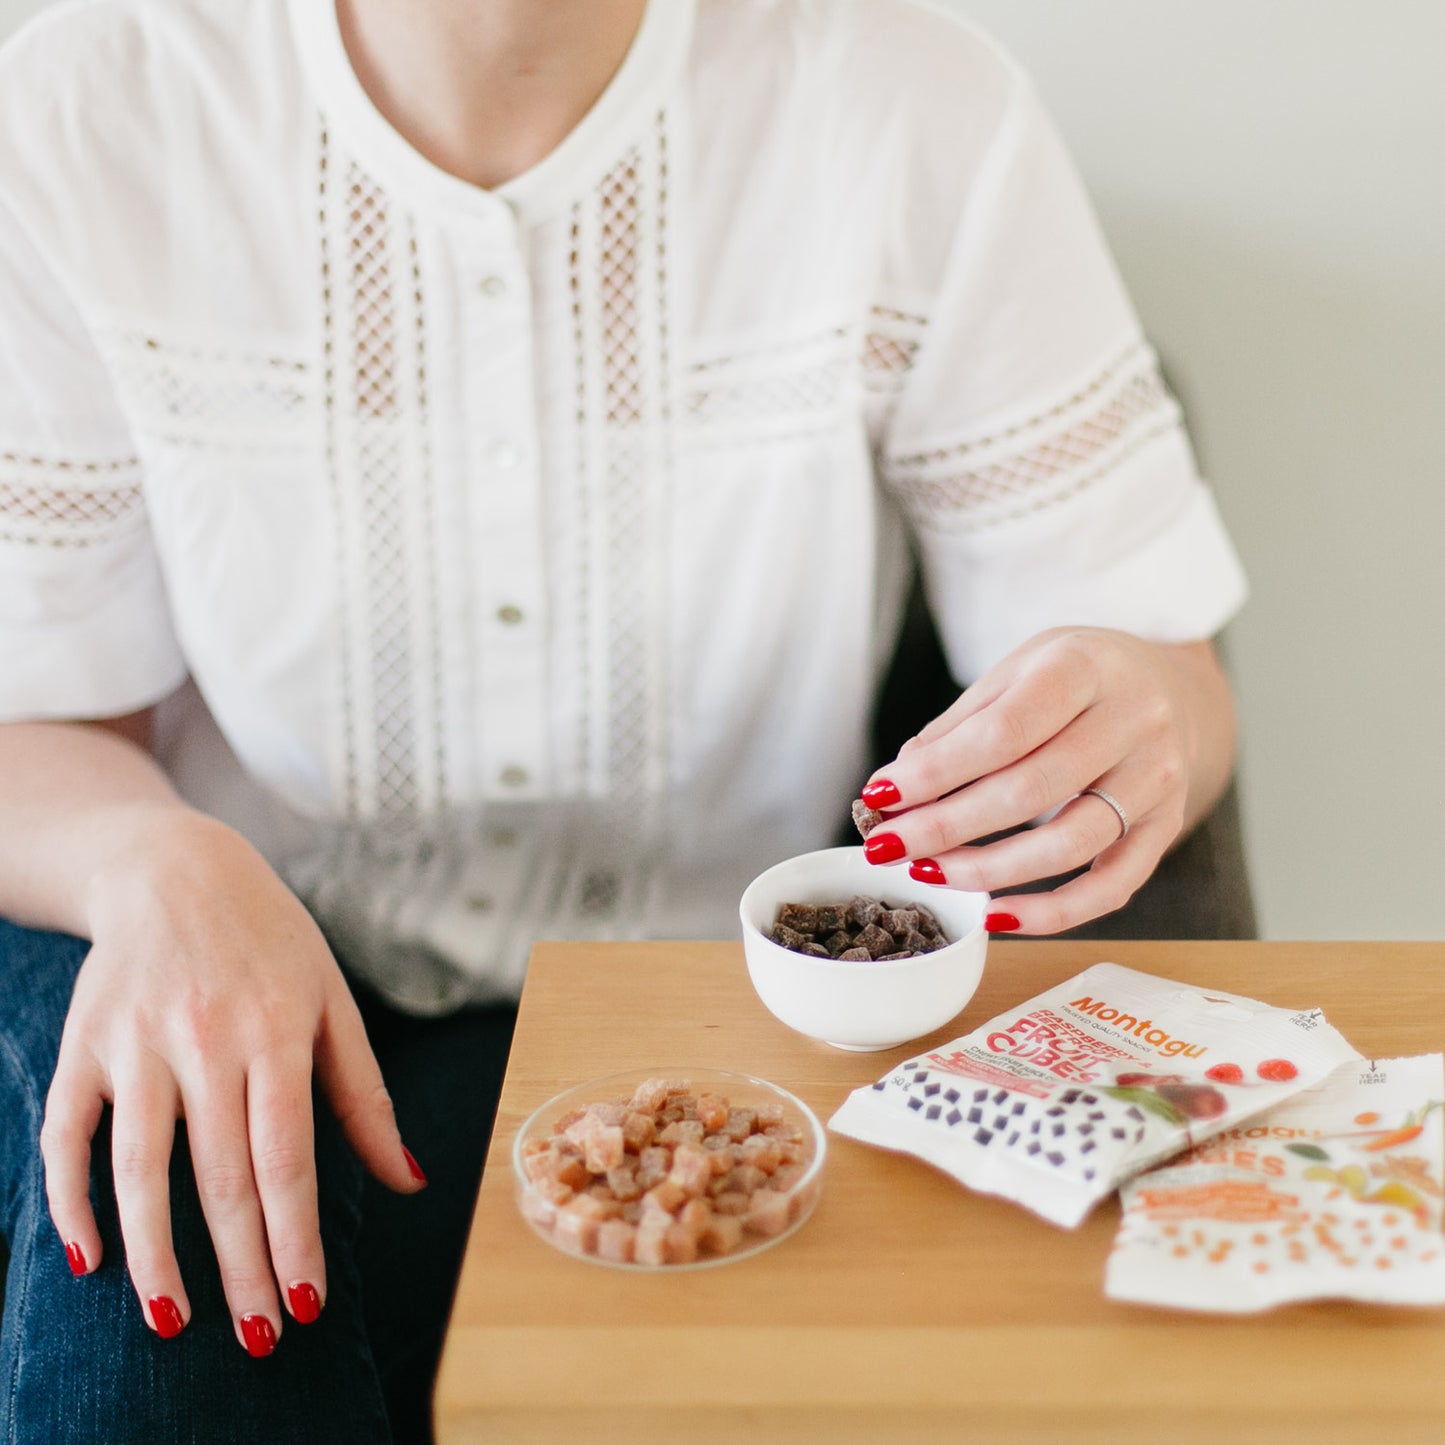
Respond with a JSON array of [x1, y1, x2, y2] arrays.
[[858, 628, 1236, 934], [38, 810, 423, 1354]]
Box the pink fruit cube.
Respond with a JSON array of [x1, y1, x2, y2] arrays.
[[743, 1189, 792, 1238], [584, 1122, 626, 1174], [668, 1145, 714, 1196], [553, 1206, 600, 1254], [595, 1219, 638, 1264]]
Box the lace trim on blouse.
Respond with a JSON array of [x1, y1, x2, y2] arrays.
[[675, 304, 928, 453], [318, 126, 445, 827], [0, 448, 144, 549], [883, 340, 1180, 533], [556, 114, 675, 928], [90, 330, 312, 452]]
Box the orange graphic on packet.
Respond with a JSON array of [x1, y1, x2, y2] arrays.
[[1108, 1057, 1445, 1309], [1134, 1179, 1307, 1225]]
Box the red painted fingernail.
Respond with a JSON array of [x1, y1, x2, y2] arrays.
[[861, 779, 902, 809], [402, 1145, 428, 1186], [863, 832, 907, 865], [148, 1296, 186, 1340], [909, 859, 947, 886], [287, 1281, 322, 1325], [65, 1241, 87, 1277], [985, 912, 1021, 933], [241, 1313, 277, 1358]]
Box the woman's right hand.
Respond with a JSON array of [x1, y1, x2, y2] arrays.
[[38, 808, 424, 1354]]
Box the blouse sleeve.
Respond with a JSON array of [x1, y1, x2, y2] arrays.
[[0, 190, 187, 721], [878, 70, 1247, 684]]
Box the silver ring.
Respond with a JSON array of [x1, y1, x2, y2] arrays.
[[1082, 786, 1130, 840]]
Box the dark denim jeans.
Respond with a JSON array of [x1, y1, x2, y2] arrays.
[[0, 919, 514, 1444]]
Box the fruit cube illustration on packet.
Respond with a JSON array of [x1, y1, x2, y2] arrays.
[[1107, 1053, 1445, 1311], [830, 963, 1360, 1228]]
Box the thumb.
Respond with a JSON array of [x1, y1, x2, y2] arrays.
[[314, 978, 426, 1194]]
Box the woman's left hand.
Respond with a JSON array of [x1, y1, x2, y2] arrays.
[[857, 627, 1236, 934]]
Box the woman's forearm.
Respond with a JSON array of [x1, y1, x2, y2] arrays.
[[0, 715, 214, 936]]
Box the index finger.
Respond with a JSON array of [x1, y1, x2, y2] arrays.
[[40, 1048, 107, 1280], [908, 672, 1006, 751], [867, 660, 1093, 809]]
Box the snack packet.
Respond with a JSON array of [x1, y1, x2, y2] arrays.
[[828, 962, 1359, 1228], [1106, 1054, 1445, 1310]]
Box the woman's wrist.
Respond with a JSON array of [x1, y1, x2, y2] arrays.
[[1154, 636, 1236, 832], [82, 805, 256, 936]]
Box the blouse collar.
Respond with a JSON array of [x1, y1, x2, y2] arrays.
[[287, 0, 695, 225]]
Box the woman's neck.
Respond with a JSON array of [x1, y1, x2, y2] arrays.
[[336, 0, 650, 189]]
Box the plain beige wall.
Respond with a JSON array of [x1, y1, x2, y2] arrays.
[[947, 0, 1445, 939], [2, 0, 1441, 939]]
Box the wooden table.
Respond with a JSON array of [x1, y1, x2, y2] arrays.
[[435, 940, 1445, 1444]]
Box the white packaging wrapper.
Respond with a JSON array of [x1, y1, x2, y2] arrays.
[[828, 962, 1360, 1228], [1107, 1054, 1445, 1311]]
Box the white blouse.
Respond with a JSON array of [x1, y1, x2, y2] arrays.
[[0, 0, 1246, 1012]]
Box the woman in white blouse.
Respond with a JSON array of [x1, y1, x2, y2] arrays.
[[0, 0, 1246, 1438]]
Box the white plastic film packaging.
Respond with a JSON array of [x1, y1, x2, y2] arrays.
[[1107, 1054, 1445, 1310], [829, 963, 1360, 1228]]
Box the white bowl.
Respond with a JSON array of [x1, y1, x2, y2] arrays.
[[739, 847, 989, 1052]]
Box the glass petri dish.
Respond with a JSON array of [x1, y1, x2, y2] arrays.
[[512, 1066, 825, 1271]]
